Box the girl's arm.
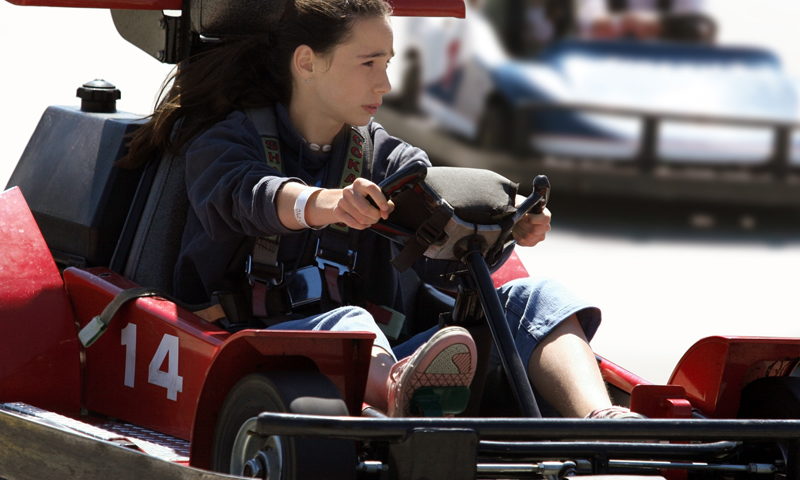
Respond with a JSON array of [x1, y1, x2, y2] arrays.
[[276, 178, 393, 231]]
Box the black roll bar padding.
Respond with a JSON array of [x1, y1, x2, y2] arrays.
[[463, 243, 541, 418]]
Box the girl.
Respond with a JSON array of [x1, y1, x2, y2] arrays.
[[122, 0, 640, 419]]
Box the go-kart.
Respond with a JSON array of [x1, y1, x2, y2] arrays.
[[384, 1, 800, 206], [2, 0, 800, 479]]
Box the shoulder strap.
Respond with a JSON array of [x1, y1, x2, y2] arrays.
[[245, 108, 282, 170], [316, 125, 373, 306]]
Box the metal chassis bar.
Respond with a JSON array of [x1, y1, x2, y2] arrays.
[[256, 414, 800, 441], [478, 440, 740, 460], [463, 246, 541, 418]]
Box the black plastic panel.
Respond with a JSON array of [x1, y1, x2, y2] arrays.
[[6, 106, 145, 267]]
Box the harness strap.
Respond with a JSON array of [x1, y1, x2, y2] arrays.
[[391, 204, 452, 272], [245, 106, 374, 318], [78, 287, 161, 347], [317, 125, 371, 310]]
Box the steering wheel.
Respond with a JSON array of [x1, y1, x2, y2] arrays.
[[371, 160, 550, 269]]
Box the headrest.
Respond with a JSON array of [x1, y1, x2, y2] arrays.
[[190, 0, 288, 38]]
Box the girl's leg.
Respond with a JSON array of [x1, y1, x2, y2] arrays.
[[527, 314, 612, 417], [365, 346, 395, 411], [496, 277, 610, 418]]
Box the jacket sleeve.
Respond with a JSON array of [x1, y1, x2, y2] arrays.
[[183, 111, 301, 242], [369, 121, 432, 181]]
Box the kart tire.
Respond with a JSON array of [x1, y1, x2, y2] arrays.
[[477, 98, 513, 151], [738, 376, 800, 419], [211, 371, 356, 479]]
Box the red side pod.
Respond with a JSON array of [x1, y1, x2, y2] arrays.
[[63, 267, 230, 441], [669, 336, 800, 418], [4, 0, 466, 17], [0, 187, 81, 414]]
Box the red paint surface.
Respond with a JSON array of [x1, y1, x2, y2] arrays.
[[5, 0, 465, 17], [62, 266, 373, 467], [0, 188, 81, 414], [492, 250, 530, 288], [669, 336, 800, 417]]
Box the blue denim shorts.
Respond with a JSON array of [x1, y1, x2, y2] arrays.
[[269, 277, 601, 364]]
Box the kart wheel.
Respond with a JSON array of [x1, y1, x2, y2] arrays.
[[738, 376, 800, 418], [211, 371, 356, 479], [477, 98, 513, 151]]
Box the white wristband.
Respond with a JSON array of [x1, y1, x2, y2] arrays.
[[293, 187, 323, 230]]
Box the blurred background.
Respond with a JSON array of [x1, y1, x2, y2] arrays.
[[1, 0, 800, 384]]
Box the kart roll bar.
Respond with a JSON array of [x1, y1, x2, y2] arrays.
[[514, 99, 800, 179]]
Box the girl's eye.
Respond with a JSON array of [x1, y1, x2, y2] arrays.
[[363, 61, 374, 67]]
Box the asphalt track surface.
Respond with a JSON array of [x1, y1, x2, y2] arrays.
[[2, 1, 800, 385]]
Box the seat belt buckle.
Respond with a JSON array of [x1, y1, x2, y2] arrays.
[[314, 239, 357, 275], [245, 254, 284, 286]]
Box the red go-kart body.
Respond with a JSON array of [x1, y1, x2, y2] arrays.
[[2, 0, 800, 479]]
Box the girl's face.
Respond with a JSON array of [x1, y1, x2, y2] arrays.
[[305, 15, 394, 129]]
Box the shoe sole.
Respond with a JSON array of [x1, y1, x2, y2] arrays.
[[395, 327, 477, 416]]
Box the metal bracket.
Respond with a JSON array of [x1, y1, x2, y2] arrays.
[[388, 428, 478, 480], [111, 9, 191, 64]]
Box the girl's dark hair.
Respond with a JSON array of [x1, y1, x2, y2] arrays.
[[120, 0, 391, 168]]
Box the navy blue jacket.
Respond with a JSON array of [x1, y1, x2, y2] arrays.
[[174, 104, 434, 315]]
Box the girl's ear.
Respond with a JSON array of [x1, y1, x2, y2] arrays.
[[292, 44, 315, 81]]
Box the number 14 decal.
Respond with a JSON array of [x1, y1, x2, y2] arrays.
[[120, 323, 184, 401]]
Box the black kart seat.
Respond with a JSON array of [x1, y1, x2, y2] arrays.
[[114, 152, 189, 295]]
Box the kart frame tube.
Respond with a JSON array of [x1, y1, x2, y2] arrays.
[[256, 414, 800, 441], [463, 242, 541, 418], [257, 414, 800, 478], [478, 439, 741, 460]]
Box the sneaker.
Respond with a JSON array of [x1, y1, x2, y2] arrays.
[[386, 326, 477, 417], [586, 406, 647, 419]]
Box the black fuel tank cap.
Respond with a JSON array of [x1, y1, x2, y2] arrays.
[[77, 79, 122, 113]]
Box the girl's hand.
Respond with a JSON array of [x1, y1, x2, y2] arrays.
[[334, 178, 394, 230], [512, 207, 551, 247]]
